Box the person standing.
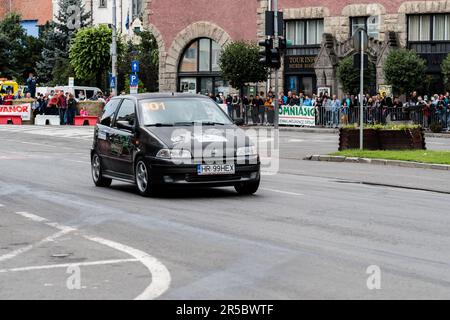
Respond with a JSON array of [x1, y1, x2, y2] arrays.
[[225, 94, 233, 119], [242, 95, 250, 124], [66, 93, 77, 125], [257, 93, 265, 125], [330, 95, 341, 128], [57, 91, 67, 125], [231, 94, 241, 119], [26, 73, 37, 98], [3, 89, 14, 105]]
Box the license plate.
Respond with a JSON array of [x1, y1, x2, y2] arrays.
[[197, 164, 235, 175]]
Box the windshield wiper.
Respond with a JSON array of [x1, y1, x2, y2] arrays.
[[199, 121, 225, 126], [173, 121, 225, 126], [174, 121, 196, 126], [146, 123, 174, 127]]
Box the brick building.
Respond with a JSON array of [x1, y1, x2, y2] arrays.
[[141, 0, 450, 96], [0, 0, 54, 37]]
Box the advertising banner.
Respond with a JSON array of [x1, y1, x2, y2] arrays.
[[0, 103, 32, 120], [279, 105, 316, 126]]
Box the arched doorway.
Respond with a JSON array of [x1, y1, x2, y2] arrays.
[[177, 38, 229, 95]]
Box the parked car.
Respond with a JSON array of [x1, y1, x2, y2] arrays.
[[90, 93, 260, 196], [54, 86, 102, 100]]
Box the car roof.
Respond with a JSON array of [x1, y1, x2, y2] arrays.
[[114, 92, 210, 101]]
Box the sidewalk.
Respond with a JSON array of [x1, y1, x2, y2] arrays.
[[305, 154, 450, 171], [242, 124, 450, 138]]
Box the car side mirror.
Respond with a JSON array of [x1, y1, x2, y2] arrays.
[[234, 118, 245, 126], [117, 120, 135, 132]]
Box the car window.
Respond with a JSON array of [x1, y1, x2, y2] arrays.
[[75, 90, 85, 99], [100, 99, 121, 127], [86, 90, 95, 99], [114, 99, 136, 127], [140, 98, 232, 126]]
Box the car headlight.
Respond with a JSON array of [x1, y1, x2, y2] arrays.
[[156, 148, 192, 159], [236, 146, 257, 156]]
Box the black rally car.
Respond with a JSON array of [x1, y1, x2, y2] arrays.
[[91, 93, 261, 196]]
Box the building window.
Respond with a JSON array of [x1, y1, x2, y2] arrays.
[[178, 38, 226, 95], [20, 20, 39, 38], [351, 17, 367, 37], [99, 0, 107, 8], [179, 38, 222, 73], [285, 19, 324, 46], [408, 15, 431, 41], [350, 16, 379, 39]]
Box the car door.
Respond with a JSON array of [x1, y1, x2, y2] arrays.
[[109, 98, 137, 175], [96, 98, 122, 171]]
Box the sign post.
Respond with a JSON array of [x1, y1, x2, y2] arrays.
[[353, 28, 368, 150], [130, 60, 139, 94], [129, 74, 138, 94]]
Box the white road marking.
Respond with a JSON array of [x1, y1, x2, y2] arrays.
[[0, 258, 139, 273], [84, 235, 172, 300], [260, 188, 304, 196], [0, 204, 4, 207], [0, 228, 74, 262], [15, 211, 48, 222], [6, 211, 171, 300]]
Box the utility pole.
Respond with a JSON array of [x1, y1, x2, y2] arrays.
[[111, 0, 118, 96], [273, 0, 279, 129], [359, 29, 364, 150]]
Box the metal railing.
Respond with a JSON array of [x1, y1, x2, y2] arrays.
[[239, 105, 450, 129], [314, 106, 449, 129]]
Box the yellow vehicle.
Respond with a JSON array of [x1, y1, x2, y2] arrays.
[[0, 78, 19, 97]]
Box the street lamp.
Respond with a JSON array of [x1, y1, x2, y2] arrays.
[[352, 28, 368, 150]]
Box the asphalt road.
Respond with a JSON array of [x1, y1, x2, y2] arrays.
[[0, 125, 450, 299]]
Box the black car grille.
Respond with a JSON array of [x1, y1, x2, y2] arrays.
[[185, 174, 243, 182]]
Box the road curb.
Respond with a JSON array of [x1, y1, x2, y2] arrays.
[[303, 155, 450, 170]]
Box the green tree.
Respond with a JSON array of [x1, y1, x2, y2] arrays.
[[118, 30, 159, 93], [441, 53, 450, 90], [336, 55, 376, 95], [0, 12, 43, 81], [383, 48, 427, 96], [219, 41, 268, 96], [69, 25, 121, 90], [36, 0, 90, 84]]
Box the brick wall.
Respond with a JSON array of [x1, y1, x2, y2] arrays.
[[149, 0, 259, 52], [0, 0, 53, 25]]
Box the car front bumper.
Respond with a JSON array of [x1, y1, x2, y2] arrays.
[[145, 156, 260, 186]]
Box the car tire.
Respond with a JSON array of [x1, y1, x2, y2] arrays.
[[135, 159, 154, 197], [91, 153, 112, 187], [234, 177, 260, 195]]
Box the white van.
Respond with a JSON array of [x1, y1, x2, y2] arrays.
[[54, 86, 102, 100]]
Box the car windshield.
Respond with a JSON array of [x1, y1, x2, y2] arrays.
[[140, 98, 233, 126]]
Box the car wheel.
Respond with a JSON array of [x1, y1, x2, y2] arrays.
[[135, 159, 153, 196], [91, 153, 112, 187], [234, 177, 260, 195]]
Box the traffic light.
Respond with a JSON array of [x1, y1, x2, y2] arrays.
[[279, 37, 287, 51], [259, 38, 273, 67], [270, 47, 281, 69]]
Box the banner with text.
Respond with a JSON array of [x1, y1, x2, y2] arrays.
[[0, 104, 31, 121], [279, 105, 316, 126]]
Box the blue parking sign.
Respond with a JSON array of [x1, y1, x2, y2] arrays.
[[131, 60, 139, 73], [109, 76, 116, 89], [129, 74, 138, 87]]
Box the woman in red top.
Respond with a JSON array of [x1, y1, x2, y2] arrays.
[[3, 90, 13, 105]]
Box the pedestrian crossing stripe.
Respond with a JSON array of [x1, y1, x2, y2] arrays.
[[0, 125, 95, 141]]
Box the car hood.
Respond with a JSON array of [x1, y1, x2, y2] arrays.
[[144, 125, 253, 151]]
